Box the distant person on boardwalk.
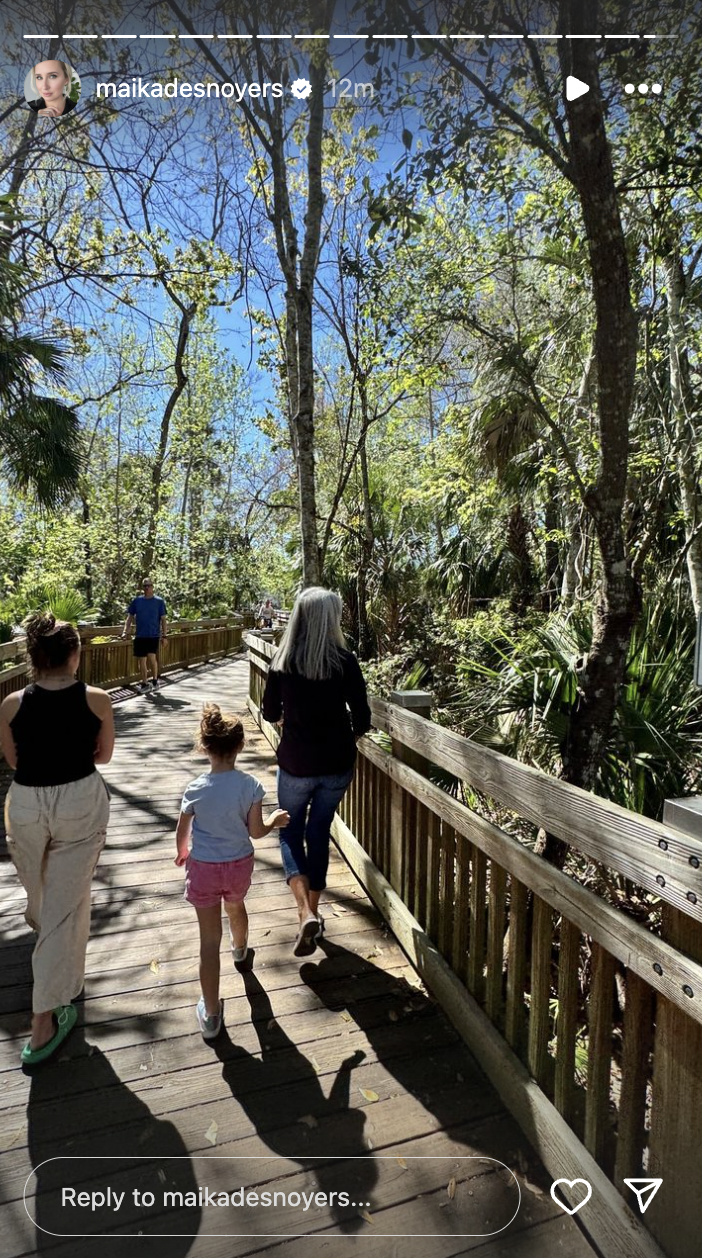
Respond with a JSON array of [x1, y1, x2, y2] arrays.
[[122, 578, 167, 691], [261, 587, 371, 957], [0, 614, 114, 1065], [258, 598, 275, 629], [174, 703, 289, 1039]]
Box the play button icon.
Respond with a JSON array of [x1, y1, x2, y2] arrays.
[[566, 75, 590, 101]]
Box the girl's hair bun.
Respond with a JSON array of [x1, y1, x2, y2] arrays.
[[198, 703, 244, 755]]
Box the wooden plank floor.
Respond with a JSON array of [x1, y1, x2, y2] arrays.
[[0, 655, 598, 1258]]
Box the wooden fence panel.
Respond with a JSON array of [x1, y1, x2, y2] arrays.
[[451, 837, 470, 986], [505, 877, 529, 1054], [614, 971, 655, 1187]]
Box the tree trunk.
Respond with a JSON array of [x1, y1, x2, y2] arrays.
[[537, 16, 641, 864], [661, 248, 702, 617], [164, 0, 331, 587], [141, 302, 195, 575], [561, 504, 586, 605], [294, 284, 321, 586], [542, 491, 560, 611], [80, 492, 92, 604], [290, 33, 329, 588], [356, 436, 376, 658], [507, 500, 535, 615]]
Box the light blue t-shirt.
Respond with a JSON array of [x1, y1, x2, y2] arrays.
[[181, 769, 265, 862]]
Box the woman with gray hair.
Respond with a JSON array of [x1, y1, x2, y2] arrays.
[[261, 587, 371, 956]]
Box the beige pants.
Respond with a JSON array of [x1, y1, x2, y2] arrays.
[[5, 773, 109, 1013]]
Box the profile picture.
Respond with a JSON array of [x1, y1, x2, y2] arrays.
[[23, 60, 81, 119]]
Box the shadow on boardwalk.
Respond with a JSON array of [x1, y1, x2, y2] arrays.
[[27, 1031, 200, 1256], [214, 964, 378, 1233]]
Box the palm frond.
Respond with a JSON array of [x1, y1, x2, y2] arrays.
[[1, 397, 84, 506]]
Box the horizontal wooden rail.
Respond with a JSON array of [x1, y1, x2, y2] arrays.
[[79, 615, 242, 640], [246, 632, 702, 922], [0, 640, 23, 665], [370, 696, 702, 925]]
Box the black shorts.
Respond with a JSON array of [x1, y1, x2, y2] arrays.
[[133, 636, 160, 658]]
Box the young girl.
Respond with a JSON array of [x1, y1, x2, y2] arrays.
[[174, 703, 289, 1039]]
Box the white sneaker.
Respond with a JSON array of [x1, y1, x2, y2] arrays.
[[315, 912, 325, 940], [196, 997, 223, 1039], [229, 928, 248, 964]]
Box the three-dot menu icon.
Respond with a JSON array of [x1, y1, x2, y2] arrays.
[[624, 82, 663, 95]]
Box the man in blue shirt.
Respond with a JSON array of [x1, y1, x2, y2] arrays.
[[122, 578, 167, 691]]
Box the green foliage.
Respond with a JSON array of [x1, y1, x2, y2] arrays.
[[450, 595, 702, 819], [15, 583, 98, 626], [360, 654, 430, 700], [0, 198, 84, 507]]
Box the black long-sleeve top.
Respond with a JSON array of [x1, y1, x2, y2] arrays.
[[261, 649, 372, 776]]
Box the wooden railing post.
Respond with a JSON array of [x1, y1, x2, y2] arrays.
[[647, 797, 702, 1258], [388, 690, 432, 898]]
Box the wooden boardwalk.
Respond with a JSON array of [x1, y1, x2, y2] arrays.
[[0, 656, 597, 1258]]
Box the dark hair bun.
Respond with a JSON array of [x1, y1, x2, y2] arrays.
[[25, 611, 57, 648], [24, 613, 80, 674]]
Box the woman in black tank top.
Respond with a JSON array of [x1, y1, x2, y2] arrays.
[[0, 614, 115, 1065]]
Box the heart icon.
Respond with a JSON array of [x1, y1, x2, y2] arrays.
[[550, 1178, 592, 1215]]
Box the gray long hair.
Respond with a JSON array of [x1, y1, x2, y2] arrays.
[[271, 587, 346, 680]]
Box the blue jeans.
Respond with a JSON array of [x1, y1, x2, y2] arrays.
[[277, 767, 354, 892]]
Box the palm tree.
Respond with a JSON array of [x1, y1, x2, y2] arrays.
[[0, 197, 83, 506]]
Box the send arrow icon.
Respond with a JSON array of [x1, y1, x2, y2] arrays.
[[566, 75, 590, 101], [623, 1178, 663, 1214]]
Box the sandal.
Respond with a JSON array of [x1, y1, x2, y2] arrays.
[[294, 915, 320, 957], [21, 1004, 78, 1066]]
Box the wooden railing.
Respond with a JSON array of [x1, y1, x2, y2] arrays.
[[245, 632, 702, 1258], [0, 617, 244, 702]]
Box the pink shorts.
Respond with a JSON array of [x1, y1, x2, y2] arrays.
[[184, 854, 254, 908]]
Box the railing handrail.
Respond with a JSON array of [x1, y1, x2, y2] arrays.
[[360, 733, 702, 1025], [370, 696, 702, 926], [244, 631, 702, 926], [80, 615, 241, 639]]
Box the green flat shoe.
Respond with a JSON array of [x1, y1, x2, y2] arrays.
[[21, 1004, 78, 1066]]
